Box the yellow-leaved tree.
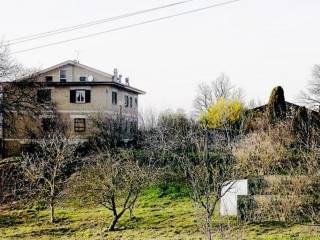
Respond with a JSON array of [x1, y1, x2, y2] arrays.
[[200, 97, 244, 128]]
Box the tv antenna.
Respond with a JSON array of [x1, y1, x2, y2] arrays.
[[74, 49, 81, 63]]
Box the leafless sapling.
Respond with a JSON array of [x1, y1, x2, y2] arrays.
[[20, 131, 77, 223], [71, 150, 153, 231]]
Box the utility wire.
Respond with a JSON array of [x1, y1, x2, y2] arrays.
[[7, 0, 195, 45], [11, 0, 241, 55]]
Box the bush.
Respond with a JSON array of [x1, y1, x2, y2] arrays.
[[33, 200, 47, 211], [248, 177, 268, 195], [238, 195, 258, 221], [238, 195, 320, 223]]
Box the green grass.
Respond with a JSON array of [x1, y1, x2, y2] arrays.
[[0, 187, 319, 239]]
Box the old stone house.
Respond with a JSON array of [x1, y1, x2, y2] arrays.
[[1, 60, 145, 157]]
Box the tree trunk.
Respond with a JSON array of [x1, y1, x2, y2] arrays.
[[129, 205, 135, 219], [206, 212, 213, 240], [220, 220, 225, 240], [108, 215, 119, 231]]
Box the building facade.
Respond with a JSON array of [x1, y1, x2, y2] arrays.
[[1, 60, 145, 157]]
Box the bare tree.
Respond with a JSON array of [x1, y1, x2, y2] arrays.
[[71, 150, 153, 231], [212, 73, 234, 100], [1, 80, 54, 136], [141, 110, 192, 168], [20, 131, 77, 223], [0, 43, 53, 157], [0, 44, 57, 209], [300, 64, 320, 110], [143, 111, 241, 239], [194, 73, 245, 114], [79, 114, 138, 155], [194, 82, 214, 113], [0, 43, 22, 82], [180, 125, 239, 240]]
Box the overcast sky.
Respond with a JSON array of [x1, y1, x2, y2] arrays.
[[1, 0, 320, 114]]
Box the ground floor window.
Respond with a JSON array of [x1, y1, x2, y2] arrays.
[[37, 89, 51, 103], [74, 118, 86, 132], [21, 143, 37, 154], [42, 118, 56, 132]]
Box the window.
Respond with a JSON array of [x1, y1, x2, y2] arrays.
[[21, 143, 36, 154], [76, 90, 86, 103], [80, 76, 86, 82], [74, 118, 86, 132], [37, 89, 51, 103], [130, 97, 133, 108], [124, 95, 129, 107], [42, 118, 55, 132], [112, 91, 117, 105], [60, 69, 67, 82], [70, 90, 91, 103], [45, 76, 53, 82], [135, 98, 138, 107]]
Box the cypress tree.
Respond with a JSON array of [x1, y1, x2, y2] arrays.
[[267, 86, 286, 123]]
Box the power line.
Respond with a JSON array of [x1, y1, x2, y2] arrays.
[[7, 0, 195, 45], [11, 0, 241, 55]]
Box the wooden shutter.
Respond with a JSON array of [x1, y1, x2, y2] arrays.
[[70, 90, 76, 103], [37, 90, 44, 103], [85, 90, 91, 103]]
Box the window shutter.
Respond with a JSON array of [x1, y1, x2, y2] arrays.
[[37, 90, 43, 103], [70, 90, 76, 103], [85, 90, 91, 103]]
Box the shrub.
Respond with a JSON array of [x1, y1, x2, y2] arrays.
[[200, 97, 244, 129], [238, 195, 258, 221], [248, 177, 268, 195]]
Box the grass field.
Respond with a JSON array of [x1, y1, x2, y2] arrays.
[[0, 187, 319, 240]]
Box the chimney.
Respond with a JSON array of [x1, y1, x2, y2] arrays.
[[125, 77, 130, 86], [118, 74, 122, 83], [113, 68, 118, 81]]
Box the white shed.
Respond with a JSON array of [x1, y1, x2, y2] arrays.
[[220, 179, 248, 216]]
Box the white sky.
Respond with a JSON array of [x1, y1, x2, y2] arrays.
[[1, 0, 320, 114]]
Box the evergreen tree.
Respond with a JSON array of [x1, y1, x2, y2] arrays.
[[267, 86, 286, 123]]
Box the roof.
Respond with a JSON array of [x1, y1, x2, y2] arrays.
[[15, 60, 146, 95], [249, 101, 318, 114], [38, 60, 114, 78], [250, 101, 301, 112]]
